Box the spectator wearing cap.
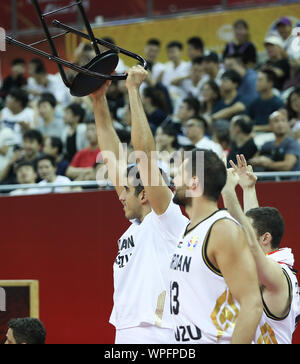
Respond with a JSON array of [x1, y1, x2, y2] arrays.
[[185, 117, 223, 158], [0, 88, 35, 144], [224, 53, 259, 107], [0, 128, 18, 172], [203, 51, 224, 86], [36, 93, 65, 138], [247, 69, 285, 133], [210, 70, 246, 122], [250, 109, 300, 172], [228, 115, 258, 166], [276, 17, 300, 61], [260, 35, 290, 91], [222, 19, 257, 68]]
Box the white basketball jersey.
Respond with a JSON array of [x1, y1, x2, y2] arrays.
[[110, 199, 189, 332], [170, 209, 241, 344], [254, 250, 300, 344]]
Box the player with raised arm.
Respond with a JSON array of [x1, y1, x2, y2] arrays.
[[91, 70, 188, 344], [222, 154, 300, 344], [169, 148, 262, 344]]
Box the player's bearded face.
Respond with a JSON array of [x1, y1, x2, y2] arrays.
[[173, 161, 192, 208]]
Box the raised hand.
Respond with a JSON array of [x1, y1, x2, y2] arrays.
[[125, 65, 148, 90], [230, 154, 257, 190]]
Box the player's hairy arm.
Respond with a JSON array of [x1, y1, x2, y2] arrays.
[[91, 81, 126, 197], [208, 219, 262, 344], [222, 187, 288, 295], [126, 66, 172, 215]]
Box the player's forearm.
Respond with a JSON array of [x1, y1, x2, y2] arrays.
[[92, 96, 126, 193], [231, 300, 262, 344], [243, 187, 259, 213], [93, 96, 122, 157], [128, 87, 156, 154]]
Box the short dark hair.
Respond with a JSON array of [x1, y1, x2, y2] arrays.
[[8, 318, 46, 344], [8, 88, 29, 108], [187, 37, 204, 52], [231, 115, 253, 134], [15, 161, 35, 173], [260, 69, 277, 86], [126, 165, 169, 197], [192, 56, 204, 66], [183, 97, 201, 117], [185, 149, 227, 202], [246, 207, 285, 250], [167, 41, 183, 50], [38, 92, 57, 109], [33, 60, 47, 75], [234, 19, 249, 30], [287, 86, 300, 119], [37, 154, 57, 168], [48, 136, 63, 155], [147, 38, 161, 47], [66, 103, 86, 124], [221, 70, 242, 87], [12, 58, 25, 66], [23, 129, 43, 146]]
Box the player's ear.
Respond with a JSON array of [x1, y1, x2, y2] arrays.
[[139, 189, 148, 205]]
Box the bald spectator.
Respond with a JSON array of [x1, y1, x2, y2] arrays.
[[250, 110, 300, 172]]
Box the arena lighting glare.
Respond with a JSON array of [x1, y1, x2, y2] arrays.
[[6, 0, 147, 97]]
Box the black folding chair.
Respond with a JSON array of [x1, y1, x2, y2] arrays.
[[6, 0, 147, 97]]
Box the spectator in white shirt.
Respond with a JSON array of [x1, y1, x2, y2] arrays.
[[161, 41, 190, 113], [0, 128, 18, 172], [180, 57, 209, 101], [37, 155, 71, 193], [276, 17, 300, 61], [185, 117, 223, 158], [9, 161, 41, 196], [0, 88, 35, 144], [27, 58, 71, 106]]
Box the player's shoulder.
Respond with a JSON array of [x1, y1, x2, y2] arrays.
[[210, 217, 243, 242]]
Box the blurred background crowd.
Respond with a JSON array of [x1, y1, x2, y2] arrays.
[[1, 13, 300, 195]]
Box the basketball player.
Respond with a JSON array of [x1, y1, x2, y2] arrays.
[[222, 154, 300, 344], [91, 70, 188, 344], [169, 147, 262, 344]]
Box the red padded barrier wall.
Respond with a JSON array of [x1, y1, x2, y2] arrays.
[[0, 183, 299, 344]]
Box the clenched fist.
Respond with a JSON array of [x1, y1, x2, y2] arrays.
[[125, 65, 148, 90]]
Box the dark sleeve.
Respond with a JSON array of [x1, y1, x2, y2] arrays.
[[222, 44, 230, 60], [243, 43, 257, 65]]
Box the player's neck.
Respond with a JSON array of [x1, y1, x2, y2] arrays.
[[186, 198, 219, 230], [139, 204, 152, 223]]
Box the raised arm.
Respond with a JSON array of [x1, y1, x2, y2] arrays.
[[91, 82, 127, 197], [221, 164, 287, 296], [231, 154, 259, 212], [209, 219, 262, 344], [126, 66, 172, 215]]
